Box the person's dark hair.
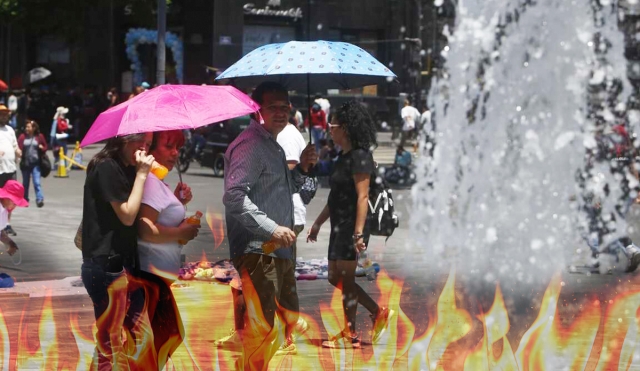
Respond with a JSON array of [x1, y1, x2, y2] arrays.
[[319, 138, 328, 147], [251, 81, 289, 105], [25, 120, 40, 135], [87, 133, 147, 172], [334, 100, 377, 151], [150, 130, 185, 151]]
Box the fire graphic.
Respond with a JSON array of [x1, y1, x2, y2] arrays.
[[206, 207, 225, 250], [2, 269, 640, 370]]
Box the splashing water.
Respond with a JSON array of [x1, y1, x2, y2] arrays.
[[411, 0, 632, 289]]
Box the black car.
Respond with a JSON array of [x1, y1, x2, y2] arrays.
[[178, 115, 251, 176]]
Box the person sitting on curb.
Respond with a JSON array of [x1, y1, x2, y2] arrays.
[[0, 180, 28, 255]]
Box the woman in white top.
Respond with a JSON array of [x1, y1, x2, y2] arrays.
[[136, 130, 200, 370]]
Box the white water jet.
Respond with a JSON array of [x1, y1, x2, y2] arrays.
[[410, 0, 632, 288]]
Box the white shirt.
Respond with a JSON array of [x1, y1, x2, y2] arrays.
[[315, 98, 331, 119], [401, 106, 421, 132], [0, 204, 8, 230], [420, 110, 433, 133], [0, 126, 18, 174], [295, 110, 303, 127], [7, 95, 17, 112], [277, 124, 307, 226], [138, 173, 186, 279]]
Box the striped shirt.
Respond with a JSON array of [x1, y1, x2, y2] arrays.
[[223, 120, 298, 260]]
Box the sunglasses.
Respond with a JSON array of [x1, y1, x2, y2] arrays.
[[328, 124, 342, 128]]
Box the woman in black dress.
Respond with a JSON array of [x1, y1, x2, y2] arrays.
[[307, 101, 394, 348]]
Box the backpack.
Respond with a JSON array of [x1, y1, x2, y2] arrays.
[[367, 172, 399, 238]]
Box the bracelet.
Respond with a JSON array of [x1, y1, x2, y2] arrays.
[[353, 233, 364, 240]]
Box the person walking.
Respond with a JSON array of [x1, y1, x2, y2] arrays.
[[136, 130, 198, 369], [223, 81, 316, 369], [305, 102, 327, 153], [314, 93, 331, 122], [400, 100, 420, 148], [80, 133, 155, 370], [51, 106, 71, 170], [0, 180, 28, 256], [107, 87, 119, 108], [307, 101, 394, 348], [17, 120, 47, 207], [289, 104, 304, 131], [0, 104, 21, 236]]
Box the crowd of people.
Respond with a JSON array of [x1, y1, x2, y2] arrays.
[[77, 81, 395, 370]]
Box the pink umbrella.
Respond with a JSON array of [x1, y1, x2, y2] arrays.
[[81, 85, 260, 147]]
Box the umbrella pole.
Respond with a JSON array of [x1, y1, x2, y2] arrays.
[[307, 73, 312, 145], [177, 157, 184, 201]]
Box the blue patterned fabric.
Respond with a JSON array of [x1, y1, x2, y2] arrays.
[[216, 40, 397, 91]]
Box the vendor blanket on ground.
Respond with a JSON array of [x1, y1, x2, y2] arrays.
[[178, 257, 380, 289]]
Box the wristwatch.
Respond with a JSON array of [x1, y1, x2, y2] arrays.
[[353, 233, 364, 240]]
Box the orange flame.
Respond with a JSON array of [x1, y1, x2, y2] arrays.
[[16, 289, 60, 370], [236, 268, 282, 370], [70, 312, 95, 370], [198, 250, 210, 268], [463, 284, 518, 371], [206, 207, 225, 250], [171, 280, 234, 369], [593, 291, 640, 370], [515, 274, 600, 370], [427, 267, 474, 370], [9, 268, 640, 370]]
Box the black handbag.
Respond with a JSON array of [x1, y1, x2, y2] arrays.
[[40, 152, 52, 178]]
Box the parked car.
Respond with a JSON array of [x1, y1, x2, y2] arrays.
[[178, 115, 251, 176]]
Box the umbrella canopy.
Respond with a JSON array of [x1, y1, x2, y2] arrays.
[[28, 67, 52, 84], [215, 40, 397, 91], [81, 84, 260, 147]]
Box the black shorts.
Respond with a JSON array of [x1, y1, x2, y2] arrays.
[[0, 172, 16, 187], [328, 224, 370, 261]]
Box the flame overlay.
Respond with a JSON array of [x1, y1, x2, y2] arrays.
[[2, 270, 640, 370]]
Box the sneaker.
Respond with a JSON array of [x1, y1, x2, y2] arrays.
[[36, 200, 44, 208], [274, 337, 297, 356], [291, 318, 309, 342], [322, 331, 361, 349], [626, 245, 640, 273], [213, 329, 241, 348], [4, 225, 16, 236], [371, 307, 395, 344]]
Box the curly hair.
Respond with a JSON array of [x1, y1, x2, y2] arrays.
[[333, 100, 377, 151]]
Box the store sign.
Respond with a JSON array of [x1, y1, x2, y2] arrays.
[[243, 3, 303, 20]]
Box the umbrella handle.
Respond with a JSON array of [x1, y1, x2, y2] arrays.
[[307, 73, 313, 145]]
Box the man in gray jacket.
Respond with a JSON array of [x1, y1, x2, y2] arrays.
[[224, 81, 316, 368]]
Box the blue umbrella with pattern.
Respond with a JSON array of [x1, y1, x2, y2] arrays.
[[216, 40, 397, 92]]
